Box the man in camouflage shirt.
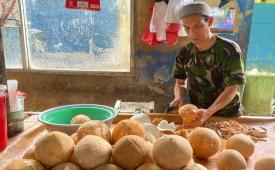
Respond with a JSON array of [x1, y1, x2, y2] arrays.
[[170, 2, 246, 127]]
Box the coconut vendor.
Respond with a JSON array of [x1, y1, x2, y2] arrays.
[[170, 1, 246, 127]]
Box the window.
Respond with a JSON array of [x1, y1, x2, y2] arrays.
[[3, 0, 132, 73]]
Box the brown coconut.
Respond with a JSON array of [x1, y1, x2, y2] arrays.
[[4, 159, 44, 170], [137, 163, 163, 170], [254, 156, 275, 170], [70, 133, 79, 144], [94, 163, 123, 170], [77, 120, 111, 142], [70, 114, 91, 124], [112, 119, 146, 143], [226, 134, 255, 159], [34, 131, 74, 167], [73, 135, 112, 169], [52, 163, 81, 170], [22, 146, 36, 160], [153, 135, 193, 170], [216, 149, 246, 170], [112, 135, 148, 169], [188, 127, 221, 159], [178, 104, 198, 124], [182, 163, 207, 170]]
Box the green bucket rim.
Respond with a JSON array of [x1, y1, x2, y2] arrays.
[[38, 104, 118, 127]]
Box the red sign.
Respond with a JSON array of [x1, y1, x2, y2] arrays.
[[65, 0, 100, 11]]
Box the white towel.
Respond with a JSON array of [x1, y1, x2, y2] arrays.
[[150, 1, 168, 41]]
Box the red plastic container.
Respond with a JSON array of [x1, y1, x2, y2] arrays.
[[0, 94, 8, 152]]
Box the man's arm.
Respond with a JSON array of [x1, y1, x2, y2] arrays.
[[187, 84, 239, 127], [170, 79, 187, 107], [207, 85, 239, 115]]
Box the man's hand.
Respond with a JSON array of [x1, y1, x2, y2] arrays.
[[184, 108, 213, 128], [170, 98, 183, 107]]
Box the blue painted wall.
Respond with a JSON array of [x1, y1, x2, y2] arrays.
[[247, 3, 275, 72]]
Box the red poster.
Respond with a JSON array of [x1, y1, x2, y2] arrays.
[[65, 0, 100, 11]]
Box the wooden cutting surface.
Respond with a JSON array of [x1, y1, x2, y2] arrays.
[[0, 113, 275, 170]]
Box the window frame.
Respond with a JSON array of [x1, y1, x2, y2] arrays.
[[7, 0, 135, 76]]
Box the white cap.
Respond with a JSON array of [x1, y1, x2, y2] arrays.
[[175, 1, 211, 20]]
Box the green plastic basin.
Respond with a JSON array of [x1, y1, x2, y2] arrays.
[[38, 104, 118, 135]]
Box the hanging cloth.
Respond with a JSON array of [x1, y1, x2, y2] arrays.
[[65, 0, 101, 11], [149, 1, 168, 41]]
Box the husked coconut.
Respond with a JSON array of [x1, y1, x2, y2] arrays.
[[4, 159, 44, 170], [112, 135, 148, 169], [178, 104, 198, 124], [52, 163, 81, 170], [181, 163, 207, 170], [188, 127, 221, 159], [77, 120, 111, 142], [216, 149, 246, 170], [70, 114, 91, 124], [94, 163, 123, 170], [22, 146, 36, 160], [70, 133, 79, 144], [136, 163, 163, 170], [34, 131, 74, 167], [153, 135, 193, 170], [74, 135, 112, 169], [254, 156, 275, 170], [226, 134, 255, 159], [112, 119, 146, 143]]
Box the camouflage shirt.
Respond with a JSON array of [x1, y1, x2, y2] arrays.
[[172, 36, 246, 116]]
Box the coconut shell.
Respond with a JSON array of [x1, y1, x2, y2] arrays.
[[94, 163, 123, 170], [112, 135, 148, 169], [74, 135, 112, 169], [136, 163, 163, 170], [4, 159, 45, 170], [70, 133, 79, 145], [52, 163, 81, 170], [77, 120, 111, 142], [70, 115, 91, 124], [178, 104, 198, 124], [217, 149, 246, 170], [112, 119, 146, 143], [153, 135, 193, 170], [181, 163, 207, 170], [254, 156, 275, 170], [34, 131, 74, 167], [188, 127, 221, 159], [226, 134, 255, 159]]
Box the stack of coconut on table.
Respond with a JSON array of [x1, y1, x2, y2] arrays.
[[3, 104, 275, 170]]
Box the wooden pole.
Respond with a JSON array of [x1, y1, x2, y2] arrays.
[[0, 27, 7, 85]]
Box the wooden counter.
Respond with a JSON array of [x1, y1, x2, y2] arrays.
[[1, 113, 275, 170]]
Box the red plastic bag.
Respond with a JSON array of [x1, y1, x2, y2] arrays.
[[65, 0, 100, 11]]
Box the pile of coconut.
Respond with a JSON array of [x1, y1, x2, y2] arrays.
[[4, 108, 275, 170]]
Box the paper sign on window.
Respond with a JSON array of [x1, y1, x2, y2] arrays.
[[65, 0, 100, 11]]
